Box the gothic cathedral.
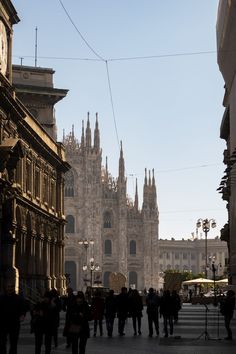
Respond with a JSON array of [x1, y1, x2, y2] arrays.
[[63, 114, 159, 292]]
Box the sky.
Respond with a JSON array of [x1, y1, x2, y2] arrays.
[[11, 0, 227, 240]]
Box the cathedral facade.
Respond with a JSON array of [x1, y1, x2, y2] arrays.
[[64, 114, 159, 292]]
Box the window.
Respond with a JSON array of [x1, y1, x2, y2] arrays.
[[183, 253, 188, 260], [66, 215, 75, 233], [130, 240, 136, 255], [191, 253, 196, 260], [175, 253, 179, 260], [104, 240, 112, 255], [35, 168, 40, 198], [43, 173, 48, 203], [26, 159, 32, 193], [103, 211, 112, 228], [65, 170, 74, 197]]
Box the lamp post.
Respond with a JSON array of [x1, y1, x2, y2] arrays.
[[78, 239, 101, 289], [196, 218, 216, 279], [82, 257, 101, 288]]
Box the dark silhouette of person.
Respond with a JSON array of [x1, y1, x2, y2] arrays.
[[91, 290, 105, 337], [128, 289, 143, 335], [62, 287, 76, 348], [104, 289, 117, 337], [49, 288, 61, 348], [188, 289, 193, 302], [146, 287, 160, 337], [172, 290, 181, 323], [0, 283, 28, 354], [116, 287, 129, 336], [31, 290, 59, 354], [220, 289, 235, 340], [67, 291, 91, 354], [160, 289, 175, 337]]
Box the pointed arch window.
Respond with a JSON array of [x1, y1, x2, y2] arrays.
[[103, 211, 112, 228], [104, 239, 112, 255], [130, 240, 136, 255], [66, 215, 75, 233], [65, 170, 74, 197]]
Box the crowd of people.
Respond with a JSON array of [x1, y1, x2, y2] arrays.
[[0, 284, 235, 354]]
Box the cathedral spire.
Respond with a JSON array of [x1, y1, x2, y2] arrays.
[[85, 112, 91, 148], [148, 169, 151, 186], [81, 120, 85, 148], [72, 124, 75, 138], [106, 156, 108, 175], [144, 168, 147, 186], [118, 141, 125, 182], [134, 178, 139, 210], [94, 112, 100, 151], [152, 168, 155, 186], [63, 129, 65, 144]]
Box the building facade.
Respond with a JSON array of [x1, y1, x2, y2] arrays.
[[0, 0, 70, 296], [158, 236, 228, 278], [63, 116, 159, 292], [216, 0, 236, 288]]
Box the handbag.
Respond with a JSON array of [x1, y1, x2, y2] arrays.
[[68, 323, 82, 334]]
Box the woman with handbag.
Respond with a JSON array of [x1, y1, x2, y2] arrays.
[[67, 291, 91, 354]]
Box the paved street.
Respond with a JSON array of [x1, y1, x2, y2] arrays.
[[15, 303, 236, 354]]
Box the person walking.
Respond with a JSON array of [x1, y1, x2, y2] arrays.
[[116, 287, 129, 336], [104, 289, 117, 337], [62, 287, 76, 348], [91, 290, 105, 337], [160, 289, 175, 338], [67, 291, 91, 354], [220, 289, 235, 340], [146, 287, 160, 337], [128, 289, 143, 335], [49, 288, 61, 348], [171, 290, 181, 324], [31, 291, 59, 354], [0, 283, 28, 354]]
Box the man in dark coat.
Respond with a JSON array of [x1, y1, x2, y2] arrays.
[[160, 289, 175, 338], [116, 287, 129, 336], [220, 289, 235, 340], [104, 289, 117, 337], [0, 283, 28, 354], [146, 287, 160, 337]]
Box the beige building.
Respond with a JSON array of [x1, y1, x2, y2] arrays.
[[63, 117, 159, 292], [216, 0, 236, 288], [0, 0, 70, 296], [158, 237, 228, 278]]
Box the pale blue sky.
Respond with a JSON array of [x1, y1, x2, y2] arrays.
[[12, 0, 227, 240]]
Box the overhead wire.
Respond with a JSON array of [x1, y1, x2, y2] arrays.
[[58, 0, 120, 150], [14, 50, 217, 63]]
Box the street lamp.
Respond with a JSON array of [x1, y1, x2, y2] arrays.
[[78, 239, 101, 288], [196, 218, 216, 279], [82, 257, 101, 288]]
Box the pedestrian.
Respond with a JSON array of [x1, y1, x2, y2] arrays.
[[31, 290, 59, 354], [188, 289, 193, 302], [0, 283, 28, 354], [104, 289, 117, 337], [171, 290, 181, 323], [91, 290, 105, 337], [116, 287, 129, 336], [49, 288, 62, 348], [160, 289, 175, 338], [146, 287, 160, 337], [67, 291, 91, 354], [220, 289, 235, 340], [62, 287, 76, 348], [128, 289, 143, 335]]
